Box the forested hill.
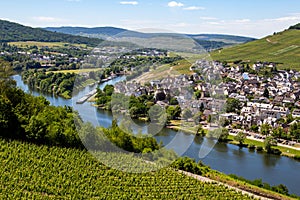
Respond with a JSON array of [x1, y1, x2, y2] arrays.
[[0, 19, 103, 46], [289, 23, 300, 30]]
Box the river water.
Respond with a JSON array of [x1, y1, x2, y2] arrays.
[[12, 74, 300, 195]]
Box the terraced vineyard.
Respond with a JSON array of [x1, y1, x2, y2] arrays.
[[211, 29, 300, 69], [0, 138, 255, 199]]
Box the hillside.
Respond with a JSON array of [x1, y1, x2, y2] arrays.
[[0, 20, 102, 46], [289, 23, 300, 30], [188, 34, 255, 44], [45, 26, 128, 38], [44, 26, 255, 50], [211, 29, 300, 69], [0, 138, 255, 199]]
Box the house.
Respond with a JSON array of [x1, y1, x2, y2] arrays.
[[292, 109, 300, 118]]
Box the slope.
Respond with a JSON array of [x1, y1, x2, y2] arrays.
[[0, 138, 255, 199], [211, 29, 300, 69], [44, 26, 255, 50], [0, 20, 102, 46]]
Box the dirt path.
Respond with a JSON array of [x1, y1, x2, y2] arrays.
[[178, 170, 273, 200]]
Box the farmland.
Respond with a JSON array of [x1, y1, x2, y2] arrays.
[[211, 29, 300, 69]]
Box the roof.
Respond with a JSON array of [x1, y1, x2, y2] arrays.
[[242, 73, 250, 80]]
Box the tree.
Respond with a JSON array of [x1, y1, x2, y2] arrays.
[[194, 90, 202, 100], [196, 125, 206, 137], [263, 88, 269, 98], [169, 97, 178, 105], [218, 128, 229, 142], [250, 125, 259, 133], [226, 98, 241, 113], [166, 106, 181, 121], [207, 128, 229, 142], [234, 132, 246, 146], [260, 124, 271, 135], [264, 136, 277, 153]]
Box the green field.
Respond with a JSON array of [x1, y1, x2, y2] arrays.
[[47, 68, 102, 74], [9, 41, 89, 49], [211, 29, 300, 69], [228, 135, 300, 158], [0, 138, 256, 199]]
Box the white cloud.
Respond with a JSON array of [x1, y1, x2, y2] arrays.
[[200, 17, 218, 20], [183, 6, 205, 11], [168, 1, 184, 7], [265, 16, 300, 22], [32, 16, 66, 23], [171, 22, 189, 27], [207, 22, 221, 25], [120, 1, 138, 5], [235, 19, 251, 23]]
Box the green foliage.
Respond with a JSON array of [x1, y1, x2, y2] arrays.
[[166, 106, 181, 121], [169, 97, 179, 105], [289, 122, 300, 140], [234, 132, 246, 145], [0, 19, 102, 46], [211, 29, 300, 69], [0, 59, 14, 78], [260, 124, 271, 135], [0, 78, 83, 148], [250, 125, 259, 133], [289, 23, 300, 30], [229, 174, 291, 196], [226, 98, 241, 113], [207, 128, 229, 142], [0, 138, 254, 199], [171, 157, 205, 175], [264, 136, 277, 153], [22, 71, 96, 99]]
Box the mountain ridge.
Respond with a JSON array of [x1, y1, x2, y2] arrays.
[[44, 26, 256, 43], [0, 19, 102, 46]]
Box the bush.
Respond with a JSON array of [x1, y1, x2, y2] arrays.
[[256, 146, 263, 152], [293, 155, 300, 161], [248, 144, 256, 150]]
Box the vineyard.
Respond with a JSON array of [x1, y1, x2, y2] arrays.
[[0, 138, 255, 199]]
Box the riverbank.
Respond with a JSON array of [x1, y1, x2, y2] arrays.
[[13, 74, 300, 196], [227, 135, 300, 159], [166, 120, 300, 159]]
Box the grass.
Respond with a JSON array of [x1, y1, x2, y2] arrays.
[[47, 68, 102, 74], [210, 29, 300, 69], [133, 59, 194, 84], [172, 59, 194, 75], [9, 41, 89, 49], [228, 135, 300, 158]]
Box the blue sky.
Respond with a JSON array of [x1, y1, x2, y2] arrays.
[[1, 0, 300, 38]]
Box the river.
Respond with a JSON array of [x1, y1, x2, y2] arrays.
[[12, 74, 300, 196]]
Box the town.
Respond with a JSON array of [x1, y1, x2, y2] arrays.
[[113, 59, 300, 148]]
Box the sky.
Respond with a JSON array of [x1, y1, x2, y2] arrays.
[[1, 0, 300, 38]]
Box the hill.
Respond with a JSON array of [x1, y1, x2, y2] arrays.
[[45, 26, 128, 38], [211, 28, 300, 69], [44, 26, 255, 50], [0, 20, 102, 46], [0, 138, 260, 199], [187, 34, 255, 44], [289, 23, 300, 30]]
